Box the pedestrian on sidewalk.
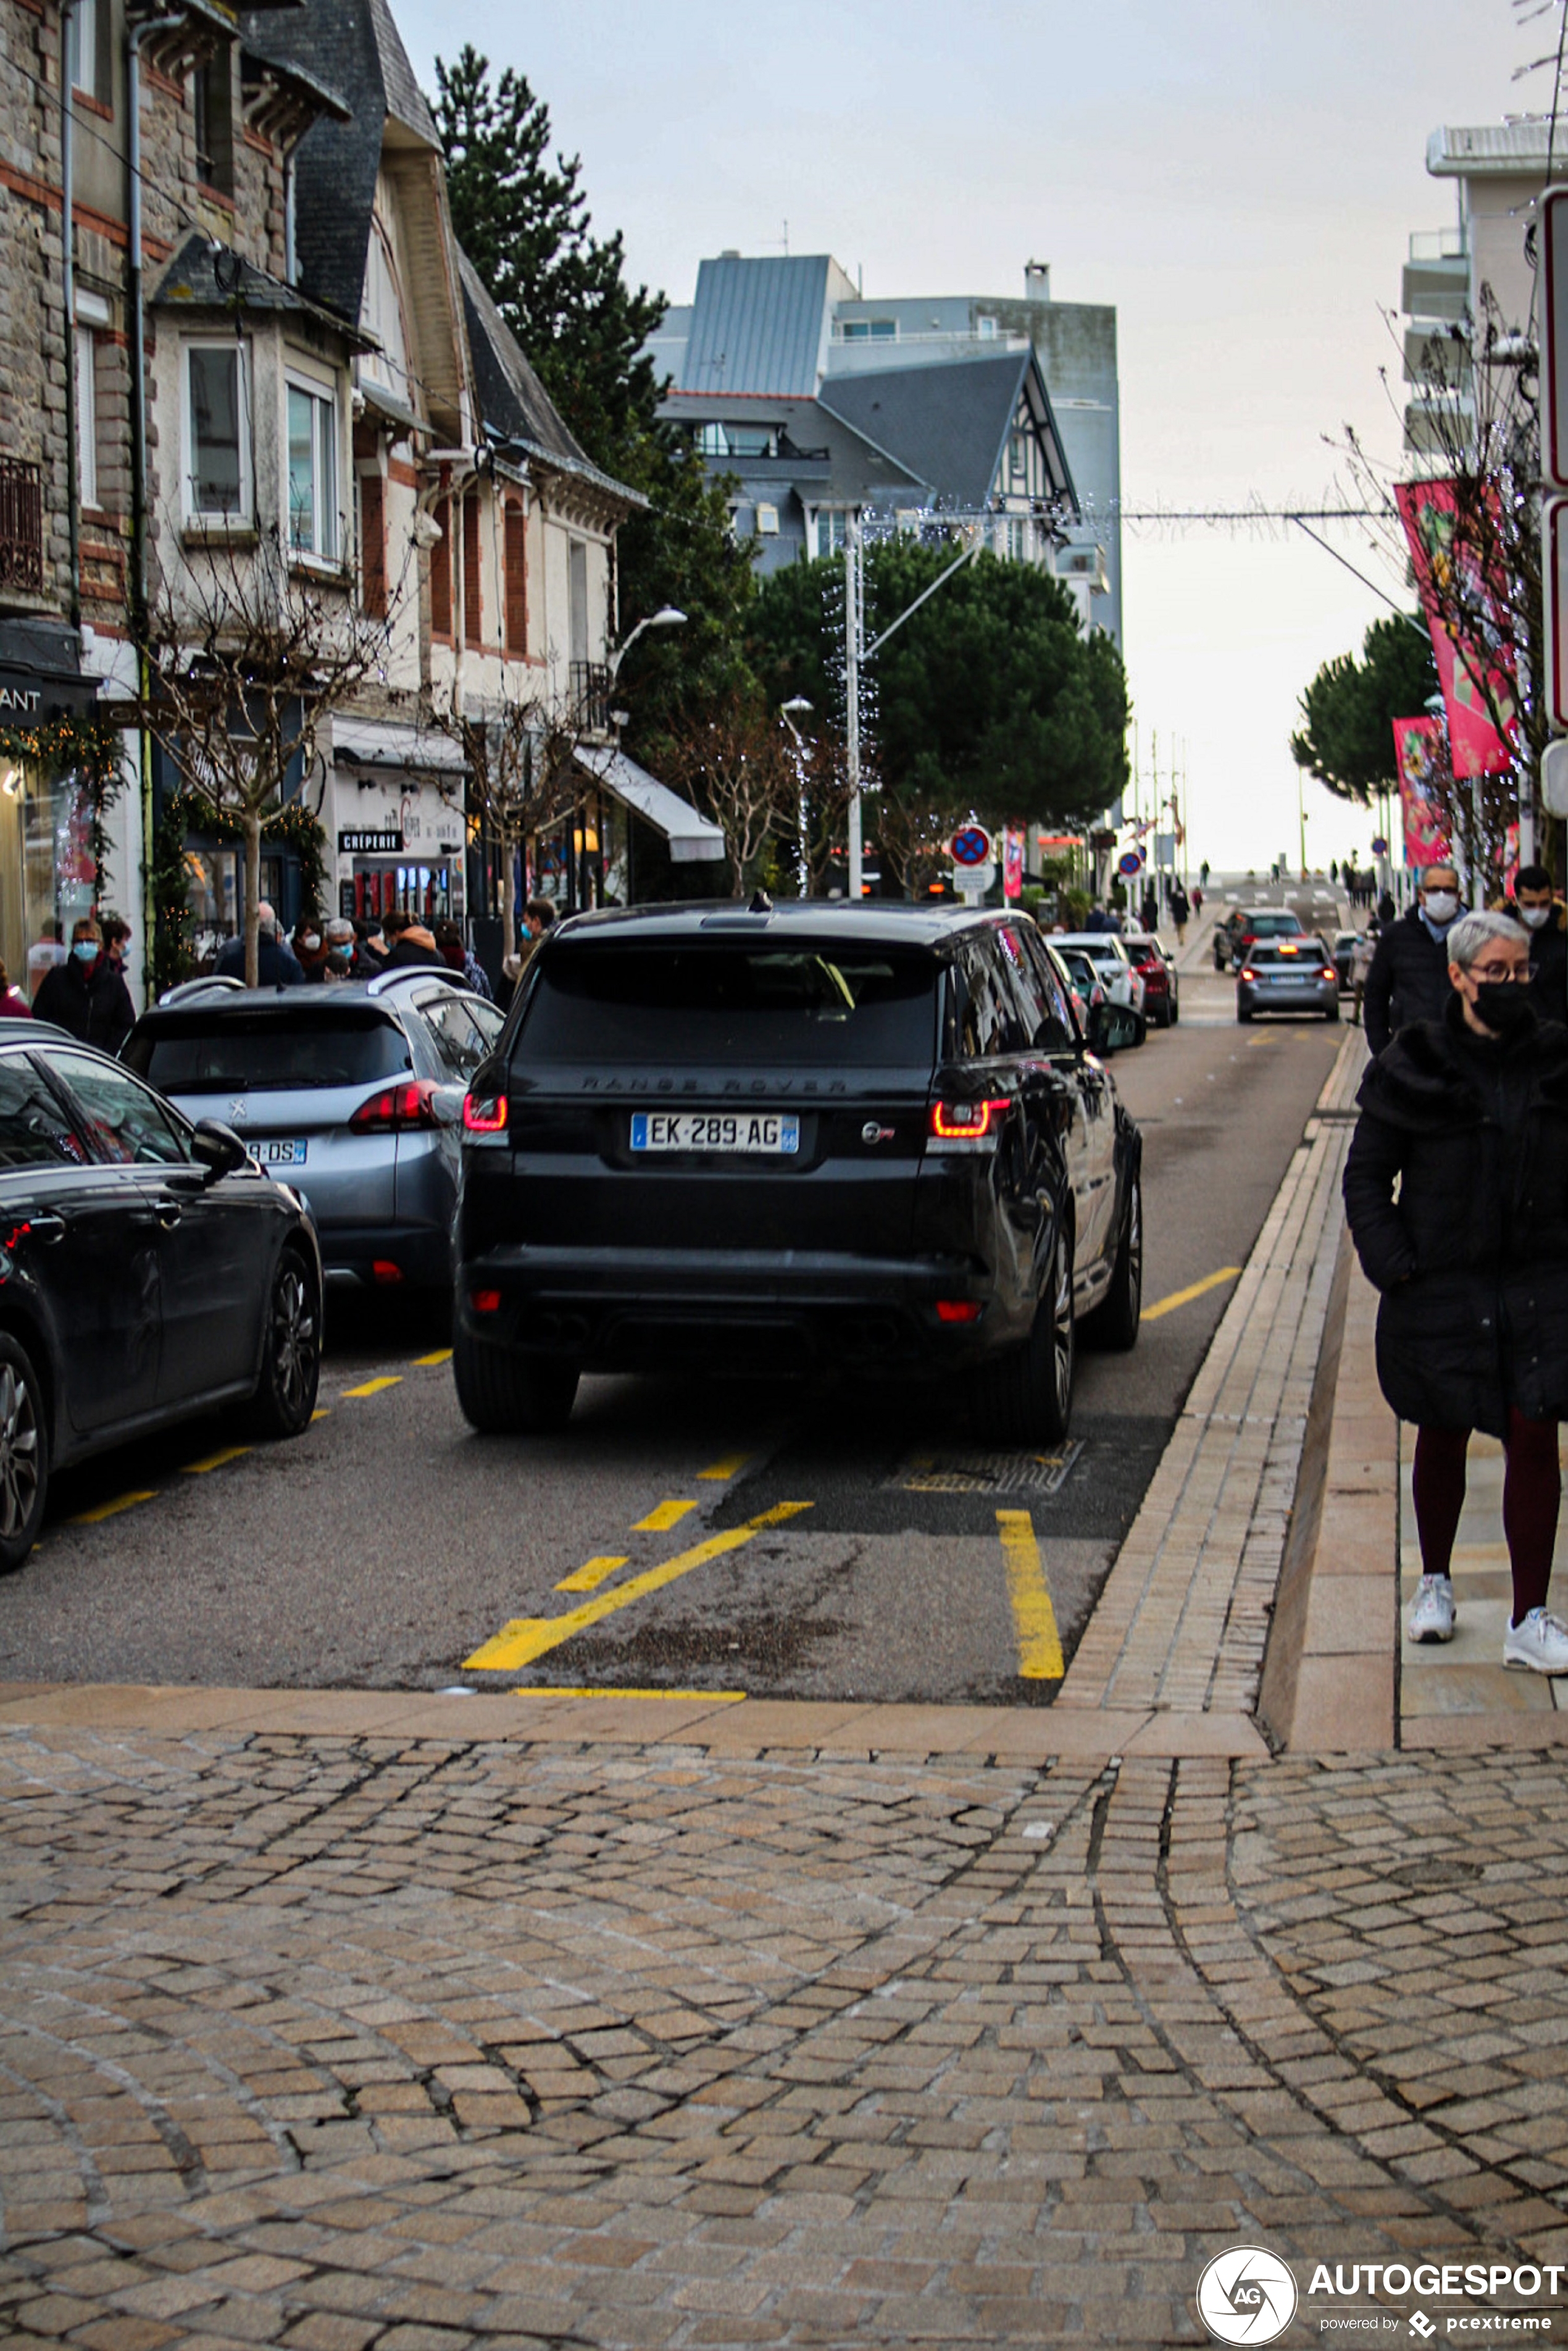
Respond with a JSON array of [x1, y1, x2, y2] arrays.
[[1170, 882, 1190, 945], [1344, 908, 1568, 1672], [1349, 924, 1377, 1027], [1361, 862, 1462, 1058]]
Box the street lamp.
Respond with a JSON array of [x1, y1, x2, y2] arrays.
[[607, 605, 686, 680], [781, 697, 813, 897]]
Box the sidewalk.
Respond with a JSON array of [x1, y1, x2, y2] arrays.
[[6, 1030, 1568, 2350]]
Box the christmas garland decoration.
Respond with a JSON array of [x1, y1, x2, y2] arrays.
[[0, 712, 128, 901], [150, 791, 329, 995]]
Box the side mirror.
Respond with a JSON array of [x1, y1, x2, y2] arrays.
[[1086, 1001, 1146, 1056], [190, 1117, 248, 1183]]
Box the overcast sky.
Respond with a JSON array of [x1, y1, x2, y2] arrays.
[[395, 0, 1527, 871]]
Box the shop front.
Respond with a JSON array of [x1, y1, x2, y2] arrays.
[[0, 621, 112, 1000], [330, 720, 467, 932]]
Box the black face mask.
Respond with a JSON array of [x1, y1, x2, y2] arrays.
[[1472, 980, 1533, 1034]]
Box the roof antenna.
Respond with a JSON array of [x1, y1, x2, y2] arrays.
[[748, 888, 774, 915]]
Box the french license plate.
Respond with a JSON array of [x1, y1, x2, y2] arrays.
[[254, 1138, 308, 1166], [630, 1112, 799, 1156]]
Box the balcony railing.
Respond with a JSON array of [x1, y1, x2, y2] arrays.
[[570, 659, 611, 735], [1409, 227, 1466, 263], [0, 457, 44, 595]]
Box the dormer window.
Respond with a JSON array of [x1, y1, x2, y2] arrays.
[[359, 219, 413, 411], [191, 51, 234, 199]]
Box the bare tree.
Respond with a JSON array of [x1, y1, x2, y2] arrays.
[[1338, 285, 1541, 879], [877, 792, 961, 901], [665, 694, 791, 897], [422, 683, 596, 956], [783, 722, 856, 896], [138, 527, 397, 985]]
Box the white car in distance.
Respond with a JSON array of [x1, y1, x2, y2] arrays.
[[1048, 933, 1147, 1019]]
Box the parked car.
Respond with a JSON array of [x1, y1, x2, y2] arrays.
[[122, 972, 505, 1291], [1213, 907, 1309, 972], [1049, 944, 1106, 1034], [1049, 932, 1147, 1022], [452, 904, 1145, 1442], [1235, 936, 1341, 1023], [0, 1021, 321, 1571], [1120, 932, 1179, 1028]]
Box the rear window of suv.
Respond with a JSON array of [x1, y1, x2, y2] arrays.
[[516, 945, 939, 1066], [124, 1010, 412, 1093], [1246, 942, 1327, 966]]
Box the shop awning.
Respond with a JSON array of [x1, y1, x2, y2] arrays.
[[332, 717, 468, 774], [0, 619, 100, 721], [574, 745, 727, 864]]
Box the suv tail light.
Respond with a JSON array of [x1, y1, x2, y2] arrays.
[[1239, 966, 1257, 983], [1320, 965, 1337, 982], [463, 1090, 509, 1135], [349, 1079, 443, 1134], [928, 1098, 1012, 1151]]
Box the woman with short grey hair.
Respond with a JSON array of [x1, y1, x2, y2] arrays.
[[1345, 895, 1568, 1672]]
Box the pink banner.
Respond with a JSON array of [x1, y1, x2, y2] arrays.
[[1393, 717, 1451, 868], [1003, 827, 1025, 900], [1395, 480, 1516, 780]]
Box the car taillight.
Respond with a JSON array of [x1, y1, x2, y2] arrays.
[[929, 1097, 1012, 1141], [463, 1090, 509, 1135], [1320, 966, 1337, 982], [349, 1079, 442, 1134], [935, 1300, 982, 1323], [1239, 966, 1257, 983]]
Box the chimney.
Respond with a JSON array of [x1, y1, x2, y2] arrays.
[[1024, 260, 1051, 303]]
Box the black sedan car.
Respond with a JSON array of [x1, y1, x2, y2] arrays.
[[0, 1022, 322, 1571], [452, 904, 1144, 1445]]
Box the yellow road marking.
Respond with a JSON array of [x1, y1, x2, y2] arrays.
[[414, 1348, 453, 1367], [341, 1376, 402, 1398], [71, 1490, 157, 1526], [698, 1453, 749, 1482], [464, 1502, 813, 1672], [512, 1687, 747, 1703], [1141, 1267, 1242, 1324], [181, 1445, 251, 1476], [633, 1498, 698, 1532], [554, 1555, 631, 1594], [997, 1508, 1065, 1680], [311, 1408, 330, 1422]]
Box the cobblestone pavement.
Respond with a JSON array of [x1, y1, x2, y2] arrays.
[[4, 1724, 1568, 2349]]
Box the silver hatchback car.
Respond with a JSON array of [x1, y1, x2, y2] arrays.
[[122, 972, 506, 1289], [1235, 936, 1341, 1023]]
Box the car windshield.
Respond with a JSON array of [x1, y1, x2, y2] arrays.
[[517, 944, 939, 1066], [125, 1011, 412, 1093]]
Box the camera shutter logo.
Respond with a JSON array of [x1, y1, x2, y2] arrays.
[[1196, 2247, 1298, 2345]]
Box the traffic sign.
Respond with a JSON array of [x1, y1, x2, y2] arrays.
[[1370, 837, 1388, 857], [1543, 188, 1568, 489], [949, 824, 993, 869], [1117, 849, 1145, 877], [1544, 740, 1568, 819]]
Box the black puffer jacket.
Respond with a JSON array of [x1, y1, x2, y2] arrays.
[[1343, 998, 1568, 1435], [1529, 908, 1567, 1026], [1361, 904, 1455, 1058]]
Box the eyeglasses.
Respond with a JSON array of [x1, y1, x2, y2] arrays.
[[1468, 961, 1531, 983]]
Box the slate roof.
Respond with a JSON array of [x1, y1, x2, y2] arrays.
[[678, 254, 848, 397], [819, 352, 1061, 512], [150, 230, 375, 348], [658, 390, 924, 505], [457, 253, 643, 509], [238, 0, 437, 328]]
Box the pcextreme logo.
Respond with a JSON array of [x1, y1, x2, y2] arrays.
[[1197, 2246, 1300, 2344]]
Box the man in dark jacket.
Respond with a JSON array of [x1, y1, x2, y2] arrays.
[[1362, 862, 1462, 1057], [382, 911, 448, 972], [1345, 907, 1568, 1673], [214, 903, 304, 987], [32, 917, 136, 1051], [1509, 864, 1567, 1024]]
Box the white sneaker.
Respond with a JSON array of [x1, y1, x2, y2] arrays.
[[1407, 1575, 1456, 1643], [1503, 1608, 1568, 1674]]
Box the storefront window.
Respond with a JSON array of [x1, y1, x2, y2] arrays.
[[183, 845, 283, 971], [341, 859, 454, 925], [0, 760, 99, 1002]]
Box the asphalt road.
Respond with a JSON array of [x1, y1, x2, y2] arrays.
[[0, 938, 1348, 1705]]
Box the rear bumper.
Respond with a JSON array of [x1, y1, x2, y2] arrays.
[[453, 1243, 1006, 1373], [319, 1222, 451, 1288], [1235, 983, 1338, 1016]]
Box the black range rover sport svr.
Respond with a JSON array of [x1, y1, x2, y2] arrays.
[[452, 903, 1144, 1443]]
